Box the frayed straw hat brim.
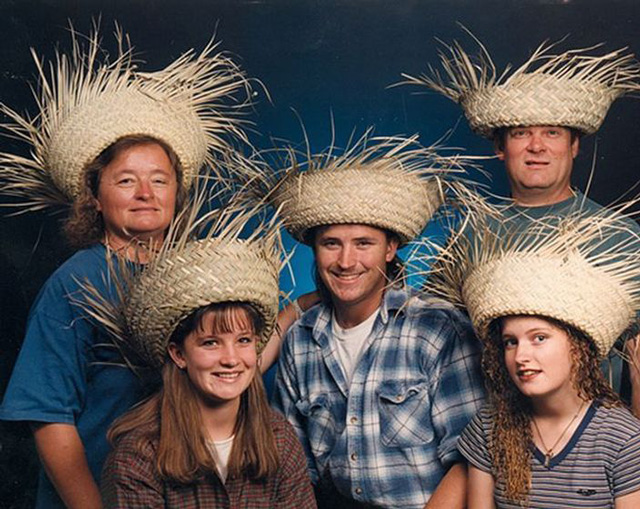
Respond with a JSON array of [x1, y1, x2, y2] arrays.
[[126, 238, 279, 369], [462, 75, 618, 136], [48, 90, 208, 198], [273, 168, 442, 244], [463, 254, 635, 354]]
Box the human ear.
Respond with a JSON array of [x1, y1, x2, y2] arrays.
[[167, 342, 187, 369], [385, 238, 399, 262]]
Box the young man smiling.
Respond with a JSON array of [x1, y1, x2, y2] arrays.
[[272, 135, 485, 509]]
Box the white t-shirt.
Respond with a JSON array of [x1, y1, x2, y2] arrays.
[[331, 309, 379, 384], [207, 435, 234, 483]]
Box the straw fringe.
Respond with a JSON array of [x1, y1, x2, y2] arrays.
[[423, 201, 640, 354], [264, 129, 477, 245], [72, 180, 288, 369], [0, 22, 254, 211], [402, 30, 640, 136]]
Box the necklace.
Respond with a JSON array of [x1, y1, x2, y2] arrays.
[[532, 400, 586, 468]]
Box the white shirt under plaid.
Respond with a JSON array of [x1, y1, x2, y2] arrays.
[[274, 288, 485, 508]]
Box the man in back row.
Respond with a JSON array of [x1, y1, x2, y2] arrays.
[[405, 36, 640, 411], [271, 136, 485, 508]]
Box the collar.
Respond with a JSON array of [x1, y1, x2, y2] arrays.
[[300, 287, 411, 342]]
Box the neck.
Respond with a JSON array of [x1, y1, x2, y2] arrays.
[[104, 233, 164, 263], [530, 390, 585, 420], [332, 293, 383, 329], [512, 187, 574, 208], [198, 398, 240, 442]]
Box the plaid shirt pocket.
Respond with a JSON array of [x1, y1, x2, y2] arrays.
[[377, 379, 435, 447], [296, 393, 339, 459]]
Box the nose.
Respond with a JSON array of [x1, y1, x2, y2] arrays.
[[219, 343, 240, 367], [526, 132, 545, 153], [135, 179, 154, 200], [337, 244, 356, 269], [514, 341, 532, 364]]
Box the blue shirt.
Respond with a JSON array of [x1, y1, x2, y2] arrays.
[[273, 287, 485, 508], [459, 402, 640, 508], [0, 244, 149, 509]]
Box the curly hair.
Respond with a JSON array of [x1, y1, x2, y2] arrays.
[[482, 315, 621, 505], [63, 135, 188, 249]]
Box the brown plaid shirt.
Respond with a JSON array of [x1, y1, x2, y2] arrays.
[[101, 410, 317, 508]]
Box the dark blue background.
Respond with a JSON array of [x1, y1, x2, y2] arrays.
[[0, 1, 639, 506]]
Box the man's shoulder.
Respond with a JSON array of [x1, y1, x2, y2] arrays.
[[391, 288, 471, 324]]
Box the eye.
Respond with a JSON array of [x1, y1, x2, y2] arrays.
[[503, 337, 518, 349], [238, 335, 255, 345], [546, 128, 561, 137], [201, 338, 218, 347], [533, 334, 547, 343], [509, 129, 528, 139], [152, 178, 168, 185], [320, 239, 339, 249], [117, 177, 135, 186], [356, 239, 374, 248]]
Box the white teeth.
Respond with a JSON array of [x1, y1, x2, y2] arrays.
[[216, 373, 240, 379], [519, 370, 538, 376]]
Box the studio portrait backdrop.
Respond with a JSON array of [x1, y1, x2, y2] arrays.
[[0, 1, 638, 506]]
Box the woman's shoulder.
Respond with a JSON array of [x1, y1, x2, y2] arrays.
[[43, 244, 108, 288], [111, 425, 160, 461], [592, 404, 640, 438]]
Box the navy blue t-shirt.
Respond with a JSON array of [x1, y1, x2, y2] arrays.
[[0, 244, 149, 508]]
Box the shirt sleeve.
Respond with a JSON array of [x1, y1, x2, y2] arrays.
[[272, 328, 319, 483], [428, 309, 485, 468], [101, 434, 164, 508], [612, 416, 640, 497], [457, 407, 493, 474], [273, 416, 318, 509], [0, 270, 93, 424]]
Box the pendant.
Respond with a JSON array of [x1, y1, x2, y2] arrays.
[[544, 452, 552, 468]]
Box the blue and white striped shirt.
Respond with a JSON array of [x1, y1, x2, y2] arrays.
[[274, 288, 485, 508], [459, 402, 640, 508]]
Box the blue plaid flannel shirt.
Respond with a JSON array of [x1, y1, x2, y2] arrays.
[[273, 288, 485, 508]]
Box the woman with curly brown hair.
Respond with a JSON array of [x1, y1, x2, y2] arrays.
[[428, 210, 640, 508]]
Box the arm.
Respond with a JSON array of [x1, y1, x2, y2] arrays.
[[33, 423, 102, 509], [272, 331, 319, 483], [260, 291, 320, 373], [625, 335, 640, 418], [424, 462, 466, 509], [274, 419, 318, 509], [467, 465, 496, 509]]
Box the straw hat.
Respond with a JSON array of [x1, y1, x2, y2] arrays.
[[75, 196, 284, 370], [427, 208, 640, 355], [125, 236, 280, 369], [402, 35, 640, 137], [0, 24, 251, 211], [269, 133, 468, 245]]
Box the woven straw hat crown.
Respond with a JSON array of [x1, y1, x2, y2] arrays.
[[0, 24, 252, 210], [269, 133, 467, 245], [126, 236, 280, 369], [402, 33, 640, 137], [426, 208, 640, 355]]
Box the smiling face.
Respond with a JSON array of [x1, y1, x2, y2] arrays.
[[496, 126, 579, 206], [313, 223, 398, 326], [168, 307, 258, 411], [501, 315, 576, 403], [95, 142, 178, 248]]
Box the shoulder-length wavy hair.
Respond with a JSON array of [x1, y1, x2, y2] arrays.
[[63, 134, 188, 249], [483, 314, 620, 505], [108, 302, 279, 483]]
